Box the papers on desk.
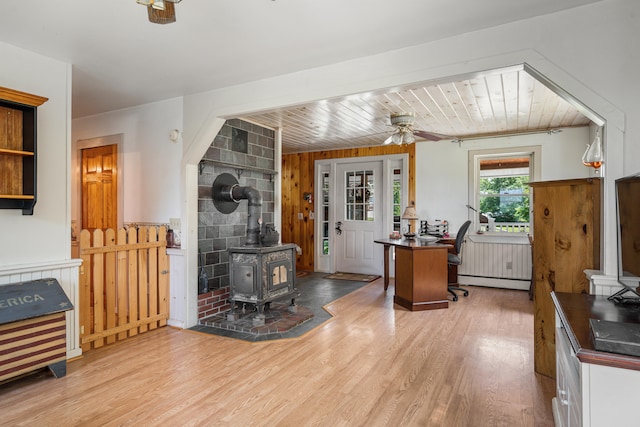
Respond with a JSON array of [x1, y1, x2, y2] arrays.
[[417, 235, 438, 243]]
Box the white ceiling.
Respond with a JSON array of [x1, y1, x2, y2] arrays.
[[0, 0, 601, 151], [242, 66, 592, 153]]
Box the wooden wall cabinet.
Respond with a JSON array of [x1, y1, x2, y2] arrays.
[[0, 87, 48, 215], [529, 178, 601, 379]]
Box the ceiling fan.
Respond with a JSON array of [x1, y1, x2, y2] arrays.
[[383, 112, 450, 145]]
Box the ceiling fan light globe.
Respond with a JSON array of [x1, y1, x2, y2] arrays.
[[403, 131, 415, 144], [391, 133, 403, 145], [383, 135, 394, 145]]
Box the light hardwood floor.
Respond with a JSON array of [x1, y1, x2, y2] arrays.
[[0, 281, 555, 426]]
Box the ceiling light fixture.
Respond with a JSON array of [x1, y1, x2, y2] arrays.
[[137, 0, 182, 24], [382, 112, 449, 145]]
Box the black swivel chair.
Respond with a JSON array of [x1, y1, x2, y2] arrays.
[[448, 220, 472, 301]]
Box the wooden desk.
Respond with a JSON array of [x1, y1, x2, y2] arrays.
[[374, 239, 452, 311]]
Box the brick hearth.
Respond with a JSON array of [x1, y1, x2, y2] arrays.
[[199, 302, 313, 335]]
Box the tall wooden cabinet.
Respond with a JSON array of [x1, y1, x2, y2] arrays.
[[0, 86, 48, 215], [529, 178, 601, 378]]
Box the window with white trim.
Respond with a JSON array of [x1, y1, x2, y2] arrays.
[[469, 147, 540, 233]]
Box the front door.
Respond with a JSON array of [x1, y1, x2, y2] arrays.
[[335, 161, 383, 275]]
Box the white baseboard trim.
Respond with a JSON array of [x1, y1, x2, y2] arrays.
[[458, 275, 530, 291], [168, 319, 185, 329]]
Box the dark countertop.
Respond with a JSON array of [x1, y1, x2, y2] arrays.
[[374, 238, 452, 250], [552, 291, 640, 371]]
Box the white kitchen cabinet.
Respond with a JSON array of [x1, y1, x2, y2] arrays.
[[552, 292, 640, 427]]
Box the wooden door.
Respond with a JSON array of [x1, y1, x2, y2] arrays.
[[530, 178, 601, 378], [82, 144, 118, 232]]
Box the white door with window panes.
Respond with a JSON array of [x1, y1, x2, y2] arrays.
[[334, 162, 383, 275]]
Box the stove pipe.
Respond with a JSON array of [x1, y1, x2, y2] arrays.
[[212, 173, 263, 245], [226, 185, 262, 245]]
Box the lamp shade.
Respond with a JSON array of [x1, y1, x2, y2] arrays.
[[402, 206, 419, 220], [147, 1, 175, 24]]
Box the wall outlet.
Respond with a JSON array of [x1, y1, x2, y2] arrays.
[[309, 211, 314, 220], [506, 261, 513, 270], [298, 212, 304, 220], [169, 217, 182, 247]]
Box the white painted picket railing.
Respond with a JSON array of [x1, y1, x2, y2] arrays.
[[480, 222, 530, 233]]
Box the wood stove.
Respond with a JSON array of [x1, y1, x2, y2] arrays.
[[211, 173, 298, 326], [228, 243, 297, 325]]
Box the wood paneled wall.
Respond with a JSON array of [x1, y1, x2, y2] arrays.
[[281, 145, 415, 271]]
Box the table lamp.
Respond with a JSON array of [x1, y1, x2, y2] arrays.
[[402, 205, 419, 239]]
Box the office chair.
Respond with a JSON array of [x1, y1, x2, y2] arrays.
[[448, 220, 472, 301]]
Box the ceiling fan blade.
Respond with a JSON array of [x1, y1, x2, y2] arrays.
[[383, 135, 394, 145], [413, 130, 449, 141]]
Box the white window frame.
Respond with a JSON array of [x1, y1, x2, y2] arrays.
[[468, 146, 541, 235]]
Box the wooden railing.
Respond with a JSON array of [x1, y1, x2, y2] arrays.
[[79, 226, 169, 351]]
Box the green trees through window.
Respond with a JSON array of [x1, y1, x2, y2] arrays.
[[479, 175, 530, 223]]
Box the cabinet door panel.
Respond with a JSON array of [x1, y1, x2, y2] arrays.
[[531, 178, 601, 379]]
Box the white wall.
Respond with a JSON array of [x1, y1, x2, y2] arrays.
[[415, 127, 592, 232], [0, 43, 82, 358], [72, 97, 183, 225], [0, 42, 71, 266], [8, 0, 631, 327], [178, 1, 635, 325]]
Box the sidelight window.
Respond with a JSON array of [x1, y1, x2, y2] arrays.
[[392, 168, 402, 231], [321, 172, 330, 255]]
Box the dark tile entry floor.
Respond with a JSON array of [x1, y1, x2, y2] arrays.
[[189, 272, 372, 342]]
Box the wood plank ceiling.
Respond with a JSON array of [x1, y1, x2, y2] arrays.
[[241, 66, 592, 154]]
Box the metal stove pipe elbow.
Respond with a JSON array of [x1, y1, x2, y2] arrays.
[[231, 185, 263, 245]]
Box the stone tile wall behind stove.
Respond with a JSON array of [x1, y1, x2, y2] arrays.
[[197, 119, 275, 293]]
